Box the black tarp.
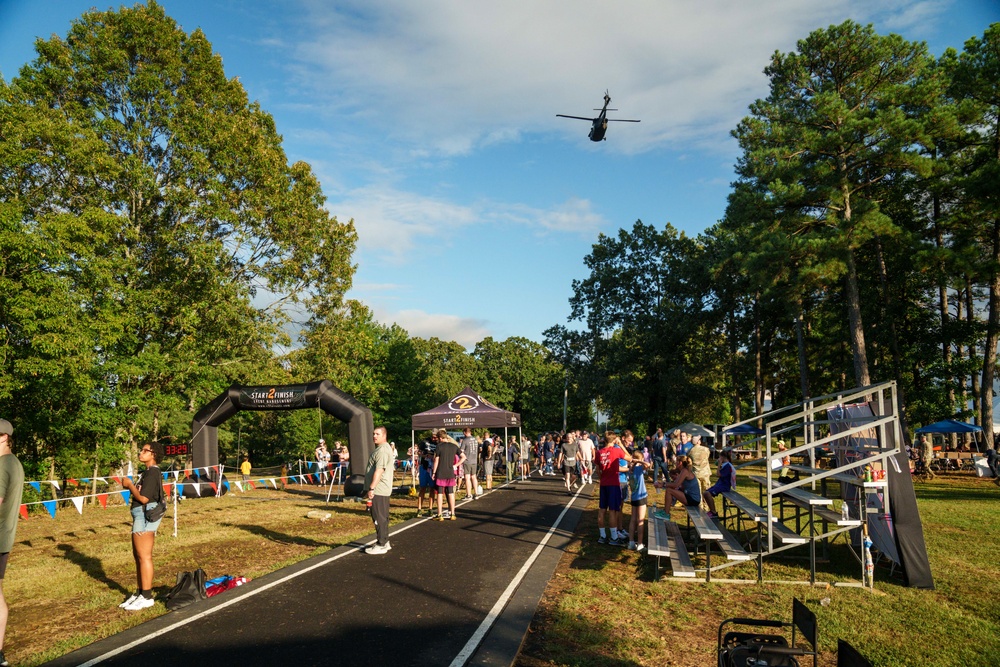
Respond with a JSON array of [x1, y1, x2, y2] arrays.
[[411, 386, 520, 430]]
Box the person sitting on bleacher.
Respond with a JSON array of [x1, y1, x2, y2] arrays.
[[774, 441, 799, 483], [662, 456, 701, 509], [703, 449, 736, 518]]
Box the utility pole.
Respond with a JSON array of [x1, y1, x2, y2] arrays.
[[562, 373, 568, 433]]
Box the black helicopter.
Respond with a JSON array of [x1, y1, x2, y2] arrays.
[[557, 91, 640, 141]]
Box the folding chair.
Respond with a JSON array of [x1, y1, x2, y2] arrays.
[[717, 598, 818, 667], [837, 639, 872, 667]]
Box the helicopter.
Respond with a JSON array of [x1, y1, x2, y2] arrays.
[[557, 91, 640, 141]]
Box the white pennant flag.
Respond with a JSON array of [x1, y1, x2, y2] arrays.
[[70, 496, 85, 514], [50, 480, 61, 491], [95, 477, 107, 484], [234, 481, 243, 492], [269, 478, 278, 489], [190, 483, 201, 497]]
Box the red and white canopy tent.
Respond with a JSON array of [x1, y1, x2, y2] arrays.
[[410, 386, 522, 483]]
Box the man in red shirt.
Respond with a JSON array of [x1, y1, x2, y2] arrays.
[[597, 432, 632, 545]]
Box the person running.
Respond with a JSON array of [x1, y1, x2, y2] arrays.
[[627, 455, 651, 551], [557, 433, 580, 494], [577, 431, 595, 484], [433, 431, 465, 521], [119, 441, 165, 610], [597, 432, 631, 546]]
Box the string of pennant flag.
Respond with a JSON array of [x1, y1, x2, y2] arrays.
[[18, 462, 346, 520]]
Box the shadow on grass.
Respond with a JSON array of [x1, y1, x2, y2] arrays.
[[220, 523, 330, 548], [56, 543, 130, 595]]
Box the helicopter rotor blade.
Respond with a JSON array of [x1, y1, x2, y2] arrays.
[[556, 114, 596, 121]]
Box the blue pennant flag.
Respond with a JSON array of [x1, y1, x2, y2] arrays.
[[43, 500, 57, 518], [120, 490, 131, 505], [176, 483, 184, 495], [30, 481, 41, 493]]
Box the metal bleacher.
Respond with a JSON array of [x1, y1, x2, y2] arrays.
[[651, 381, 901, 585]]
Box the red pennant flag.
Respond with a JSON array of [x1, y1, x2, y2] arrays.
[[19, 504, 28, 520], [67, 478, 79, 486], [111, 476, 121, 485], [248, 481, 256, 489], [163, 483, 173, 497], [208, 482, 217, 493], [281, 476, 288, 486], [97, 493, 108, 509]]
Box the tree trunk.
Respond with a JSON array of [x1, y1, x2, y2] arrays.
[[967, 277, 981, 422], [794, 296, 810, 400], [754, 293, 764, 416], [844, 250, 871, 387], [979, 218, 1000, 449], [875, 238, 909, 434]]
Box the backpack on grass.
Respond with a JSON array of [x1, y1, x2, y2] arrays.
[[164, 568, 208, 611]]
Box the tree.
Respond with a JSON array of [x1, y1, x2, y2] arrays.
[[0, 2, 356, 468], [945, 24, 1000, 446], [734, 20, 941, 388]]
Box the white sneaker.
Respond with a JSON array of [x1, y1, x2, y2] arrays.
[[119, 593, 139, 609], [366, 543, 390, 555], [123, 595, 155, 611], [637, 543, 646, 552]]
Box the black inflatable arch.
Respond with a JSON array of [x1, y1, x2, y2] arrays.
[[191, 380, 373, 497]]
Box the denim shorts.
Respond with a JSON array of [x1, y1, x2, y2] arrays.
[[131, 504, 163, 534]]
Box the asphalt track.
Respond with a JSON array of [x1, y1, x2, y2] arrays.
[[46, 474, 589, 667]]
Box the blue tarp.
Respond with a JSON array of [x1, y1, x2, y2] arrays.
[[915, 419, 982, 434], [724, 423, 765, 435]]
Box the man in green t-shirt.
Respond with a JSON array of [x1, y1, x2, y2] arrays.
[[364, 426, 396, 555], [0, 418, 24, 667]]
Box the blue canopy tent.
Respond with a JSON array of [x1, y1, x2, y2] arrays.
[[915, 419, 983, 452]]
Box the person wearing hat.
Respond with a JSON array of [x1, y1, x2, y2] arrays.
[[0, 418, 23, 667]]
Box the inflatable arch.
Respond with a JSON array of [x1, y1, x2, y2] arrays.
[[191, 380, 373, 497]]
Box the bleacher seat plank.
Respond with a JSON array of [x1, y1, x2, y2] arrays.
[[768, 520, 808, 544], [685, 506, 723, 540], [780, 486, 833, 506], [721, 490, 768, 521], [712, 519, 752, 561], [664, 519, 696, 577]]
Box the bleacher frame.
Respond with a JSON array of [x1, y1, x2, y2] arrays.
[[654, 381, 901, 585]]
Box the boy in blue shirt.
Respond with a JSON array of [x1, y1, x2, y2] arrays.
[[704, 449, 736, 518], [627, 456, 651, 551]]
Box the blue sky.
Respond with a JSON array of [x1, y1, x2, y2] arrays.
[[1, 0, 997, 350]]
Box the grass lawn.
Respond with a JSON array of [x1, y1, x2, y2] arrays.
[[5, 473, 1000, 666], [516, 473, 1000, 667]]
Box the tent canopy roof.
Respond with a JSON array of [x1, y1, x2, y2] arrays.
[[915, 419, 982, 434], [411, 386, 520, 430], [667, 422, 716, 439]]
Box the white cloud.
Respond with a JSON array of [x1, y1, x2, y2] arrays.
[[373, 306, 491, 349], [334, 185, 606, 260], [286, 0, 926, 155]]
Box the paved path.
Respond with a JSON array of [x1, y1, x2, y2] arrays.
[[47, 474, 589, 667]]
